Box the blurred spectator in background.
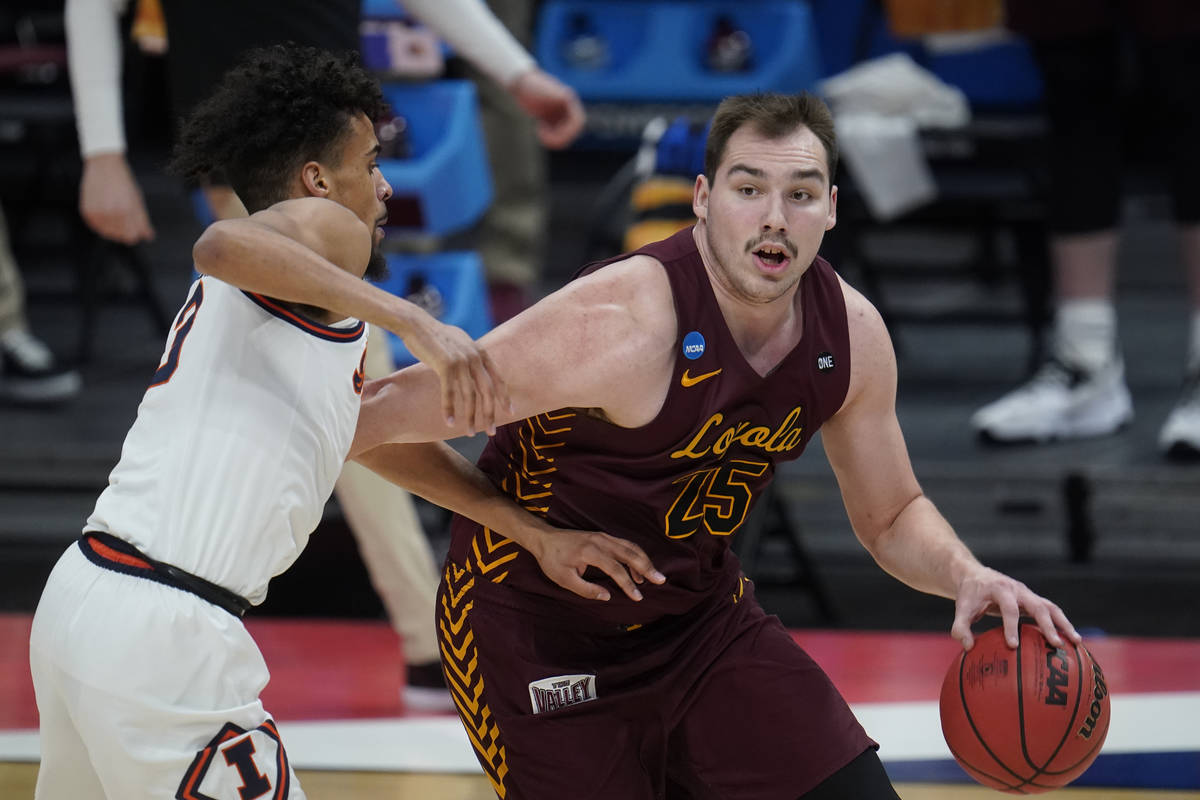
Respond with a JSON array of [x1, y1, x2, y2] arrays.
[[454, 0, 557, 323], [972, 0, 1200, 459], [67, 0, 583, 251], [0, 207, 82, 404], [63, 0, 581, 710], [0, 4, 82, 405]]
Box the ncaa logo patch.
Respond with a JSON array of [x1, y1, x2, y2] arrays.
[[528, 673, 597, 715], [682, 331, 706, 360]]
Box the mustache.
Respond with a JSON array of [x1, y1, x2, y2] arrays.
[[745, 234, 798, 258]]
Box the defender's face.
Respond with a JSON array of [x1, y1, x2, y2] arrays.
[[321, 112, 393, 279], [693, 124, 837, 304], [324, 113, 392, 241]]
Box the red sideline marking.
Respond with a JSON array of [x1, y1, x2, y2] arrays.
[[4, 613, 1200, 730], [793, 629, 1200, 704]]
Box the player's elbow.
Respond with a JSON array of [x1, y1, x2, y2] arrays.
[[191, 222, 237, 278]]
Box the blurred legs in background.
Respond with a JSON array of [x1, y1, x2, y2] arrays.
[[0, 207, 81, 405]]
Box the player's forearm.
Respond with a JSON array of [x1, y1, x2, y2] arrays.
[[192, 218, 424, 339], [399, 0, 536, 87], [353, 442, 552, 556], [862, 495, 981, 600]]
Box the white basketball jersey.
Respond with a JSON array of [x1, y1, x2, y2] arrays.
[[87, 277, 369, 605]]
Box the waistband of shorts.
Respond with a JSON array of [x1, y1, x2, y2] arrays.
[[460, 559, 747, 636], [78, 531, 251, 618]]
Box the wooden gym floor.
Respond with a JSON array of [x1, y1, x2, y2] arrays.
[[3, 614, 1198, 798]]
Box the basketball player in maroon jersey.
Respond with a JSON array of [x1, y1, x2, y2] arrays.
[[349, 92, 1083, 799]]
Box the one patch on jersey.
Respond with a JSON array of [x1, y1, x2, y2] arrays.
[[816, 352, 836, 372], [528, 673, 597, 715], [682, 331, 707, 360], [177, 720, 290, 800]]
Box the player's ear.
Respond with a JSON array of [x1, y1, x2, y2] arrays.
[[300, 162, 330, 197], [693, 174, 710, 221]]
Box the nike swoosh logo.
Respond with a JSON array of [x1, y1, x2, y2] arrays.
[[681, 368, 722, 387]]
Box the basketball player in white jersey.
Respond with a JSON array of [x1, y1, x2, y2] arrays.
[[26, 44, 586, 799]]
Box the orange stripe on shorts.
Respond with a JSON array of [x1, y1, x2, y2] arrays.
[[87, 537, 153, 570]]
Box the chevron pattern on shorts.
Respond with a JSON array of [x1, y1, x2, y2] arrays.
[[438, 562, 510, 798]]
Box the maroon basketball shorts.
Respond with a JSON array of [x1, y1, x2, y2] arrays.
[[436, 562, 876, 800]]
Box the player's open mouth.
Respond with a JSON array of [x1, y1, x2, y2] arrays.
[[753, 245, 790, 270]]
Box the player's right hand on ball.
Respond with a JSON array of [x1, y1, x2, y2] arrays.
[[533, 530, 667, 602], [401, 314, 511, 436]]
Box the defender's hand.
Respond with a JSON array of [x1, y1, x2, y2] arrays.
[[532, 529, 666, 602], [509, 68, 586, 150], [401, 314, 510, 435]]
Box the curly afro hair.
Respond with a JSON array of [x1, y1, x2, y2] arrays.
[[169, 44, 384, 213]]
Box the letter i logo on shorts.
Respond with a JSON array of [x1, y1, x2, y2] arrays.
[[682, 331, 706, 360]]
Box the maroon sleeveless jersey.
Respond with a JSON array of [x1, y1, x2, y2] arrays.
[[448, 226, 851, 626]]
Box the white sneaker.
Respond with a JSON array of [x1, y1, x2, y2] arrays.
[[1159, 371, 1200, 460], [0, 328, 82, 404], [400, 660, 456, 713], [971, 358, 1133, 443]]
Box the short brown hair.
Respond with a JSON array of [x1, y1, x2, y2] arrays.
[[704, 91, 838, 183]]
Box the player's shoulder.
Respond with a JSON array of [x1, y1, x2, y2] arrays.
[[254, 198, 370, 274], [834, 273, 895, 375], [544, 253, 676, 352], [835, 274, 886, 337], [262, 196, 361, 225], [571, 253, 671, 303], [253, 197, 367, 245], [578, 253, 674, 322]]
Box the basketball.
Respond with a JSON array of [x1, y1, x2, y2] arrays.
[[939, 622, 1110, 793]]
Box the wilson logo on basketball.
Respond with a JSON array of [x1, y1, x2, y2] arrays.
[[1077, 659, 1109, 739], [1044, 643, 1070, 706]]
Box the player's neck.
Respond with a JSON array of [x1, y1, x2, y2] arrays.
[[712, 278, 803, 376], [694, 226, 804, 373]]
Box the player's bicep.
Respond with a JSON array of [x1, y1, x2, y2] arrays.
[[821, 289, 922, 546], [353, 262, 671, 449], [479, 258, 676, 420], [251, 199, 371, 275], [479, 296, 637, 415]]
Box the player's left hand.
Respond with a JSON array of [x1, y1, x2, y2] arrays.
[[401, 313, 511, 435], [531, 528, 667, 602], [509, 68, 586, 150], [951, 565, 1081, 651]]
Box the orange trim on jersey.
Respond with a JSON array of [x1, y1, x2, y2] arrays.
[[246, 292, 365, 341], [86, 536, 153, 571], [149, 281, 203, 390]]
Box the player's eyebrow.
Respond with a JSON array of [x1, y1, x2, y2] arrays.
[[726, 164, 827, 184], [790, 168, 826, 184], [727, 163, 763, 178]]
